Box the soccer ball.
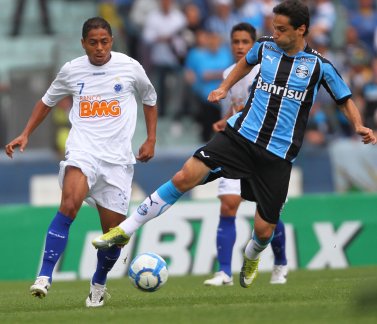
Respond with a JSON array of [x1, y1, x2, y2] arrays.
[[128, 252, 168, 292]]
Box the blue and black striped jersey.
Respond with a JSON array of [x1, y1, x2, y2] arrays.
[[227, 36, 352, 162]]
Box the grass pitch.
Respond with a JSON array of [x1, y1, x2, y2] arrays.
[[1, 266, 376, 324]]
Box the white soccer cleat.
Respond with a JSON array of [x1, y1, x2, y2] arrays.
[[85, 283, 111, 308], [204, 271, 234, 286], [30, 276, 51, 298], [270, 265, 288, 284]]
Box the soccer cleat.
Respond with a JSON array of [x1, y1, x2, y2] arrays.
[[92, 227, 130, 249], [203, 271, 234, 286], [270, 265, 288, 284], [85, 283, 111, 308], [239, 255, 260, 288], [30, 276, 51, 299]]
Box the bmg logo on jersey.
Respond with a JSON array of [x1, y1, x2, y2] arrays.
[[79, 100, 121, 117]]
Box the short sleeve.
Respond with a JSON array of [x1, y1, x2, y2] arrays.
[[321, 61, 352, 105], [134, 62, 157, 106], [41, 62, 71, 107], [245, 41, 263, 66]]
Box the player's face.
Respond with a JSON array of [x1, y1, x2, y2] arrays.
[[82, 28, 113, 66], [231, 30, 254, 62], [272, 14, 305, 54]]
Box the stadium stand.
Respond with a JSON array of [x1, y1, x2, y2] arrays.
[[0, 0, 200, 149], [0, 0, 374, 205]]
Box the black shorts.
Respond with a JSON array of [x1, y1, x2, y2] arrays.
[[193, 126, 292, 224]]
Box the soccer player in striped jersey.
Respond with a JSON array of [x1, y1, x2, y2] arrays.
[[5, 17, 157, 306], [203, 22, 288, 287], [93, 0, 376, 288]]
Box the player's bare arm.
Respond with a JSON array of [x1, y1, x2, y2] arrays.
[[208, 57, 253, 103], [5, 100, 52, 158], [339, 99, 377, 145], [136, 104, 158, 162]]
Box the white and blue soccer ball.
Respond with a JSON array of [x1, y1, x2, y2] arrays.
[[128, 252, 168, 292]]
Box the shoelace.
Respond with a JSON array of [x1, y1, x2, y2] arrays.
[[243, 259, 258, 275], [103, 227, 123, 239], [103, 227, 115, 238], [243, 260, 253, 271], [34, 278, 49, 287], [272, 265, 285, 276], [214, 272, 231, 279], [91, 286, 110, 303]]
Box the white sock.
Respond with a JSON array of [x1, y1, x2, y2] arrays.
[[119, 191, 172, 236], [244, 232, 273, 260]]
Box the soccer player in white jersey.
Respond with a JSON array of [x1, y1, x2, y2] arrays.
[[5, 17, 158, 307], [203, 23, 288, 287]]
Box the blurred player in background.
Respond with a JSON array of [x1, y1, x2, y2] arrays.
[[5, 17, 157, 307], [203, 22, 288, 287], [93, 0, 376, 289]]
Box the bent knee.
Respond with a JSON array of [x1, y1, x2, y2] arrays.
[[172, 157, 210, 192], [254, 225, 275, 242], [219, 195, 241, 216], [172, 170, 194, 192], [59, 200, 81, 218], [220, 204, 239, 216]]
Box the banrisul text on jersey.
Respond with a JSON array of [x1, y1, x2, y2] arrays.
[[255, 76, 308, 101], [227, 36, 352, 162]]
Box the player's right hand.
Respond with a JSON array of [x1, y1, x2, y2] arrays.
[[5, 135, 28, 158], [136, 138, 155, 163], [356, 126, 377, 145]]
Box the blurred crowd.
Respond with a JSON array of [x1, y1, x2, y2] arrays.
[[94, 0, 377, 192], [93, 0, 377, 145], [8, 0, 376, 192]]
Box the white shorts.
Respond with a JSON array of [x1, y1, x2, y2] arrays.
[[217, 177, 241, 197], [58, 151, 134, 215]]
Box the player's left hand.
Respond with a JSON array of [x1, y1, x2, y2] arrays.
[[356, 126, 377, 145], [136, 140, 155, 162], [213, 119, 227, 132], [208, 88, 227, 104]]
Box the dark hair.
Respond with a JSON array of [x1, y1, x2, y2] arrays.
[[82, 17, 112, 39], [273, 0, 310, 36], [231, 22, 257, 42]]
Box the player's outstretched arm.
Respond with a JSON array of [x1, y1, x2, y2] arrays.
[[208, 57, 253, 104], [339, 99, 377, 145], [136, 104, 158, 162], [5, 100, 52, 158]]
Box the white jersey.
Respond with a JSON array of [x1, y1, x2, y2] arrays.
[[42, 51, 157, 164], [218, 63, 260, 197], [220, 63, 260, 117]]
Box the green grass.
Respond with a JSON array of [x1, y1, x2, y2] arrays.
[[1, 267, 377, 324]]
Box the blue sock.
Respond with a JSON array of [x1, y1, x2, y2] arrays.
[[217, 216, 236, 277], [121, 180, 184, 236], [39, 211, 73, 281], [156, 180, 183, 205], [271, 220, 287, 266], [92, 246, 121, 285]]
